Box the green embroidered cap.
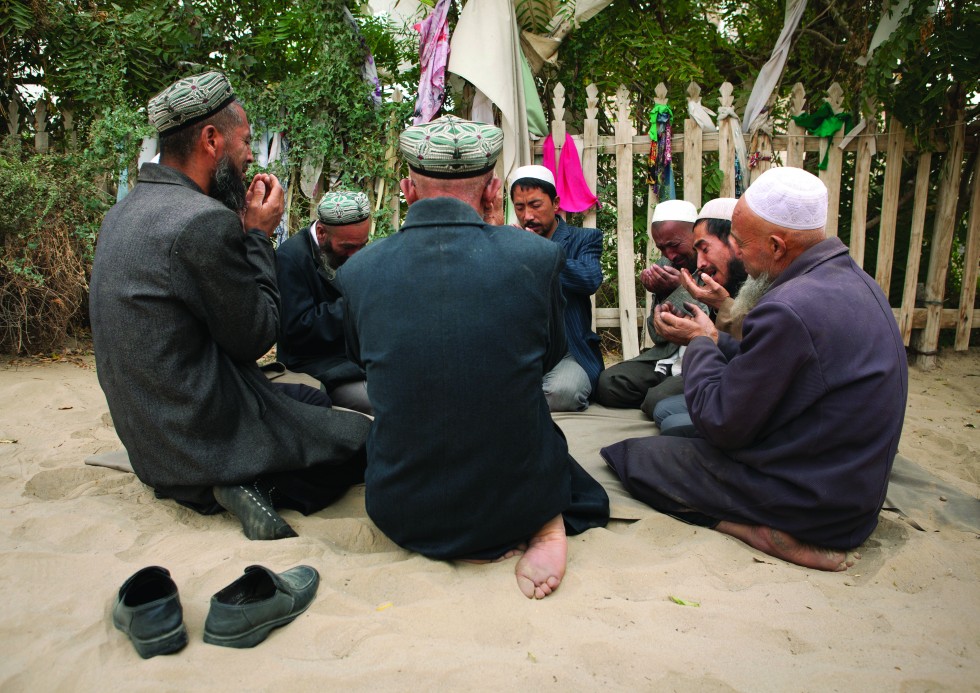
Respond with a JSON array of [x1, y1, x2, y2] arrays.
[[317, 190, 371, 225], [399, 115, 503, 179], [148, 71, 236, 135]]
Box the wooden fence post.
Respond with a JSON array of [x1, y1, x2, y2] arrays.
[[786, 83, 806, 168], [642, 83, 670, 347], [875, 116, 906, 294], [746, 94, 775, 186], [914, 112, 966, 368], [819, 82, 845, 238], [684, 82, 704, 207], [849, 107, 877, 268], [615, 85, 640, 359], [955, 152, 980, 350], [387, 87, 402, 231], [583, 84, 599, 231], [717, 82, 736, 198], [898, 152, 932, 344], [34, 99, 49, 154], [551, 83, 566, 171]]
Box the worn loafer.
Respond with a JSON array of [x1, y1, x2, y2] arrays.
[[203, 565, 319, 648], [112, 566, 188, 659]]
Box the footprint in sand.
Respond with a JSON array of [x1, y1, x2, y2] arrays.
[[25, 466, 134, 501], [310, 517, 402, 554], [849, 515, 910, 584]]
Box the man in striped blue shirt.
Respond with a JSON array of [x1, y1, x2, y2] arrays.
[[510, 165, 604, 412]]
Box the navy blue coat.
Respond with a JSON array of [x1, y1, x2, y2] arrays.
[[339, 197, 608, 559], [551, 218, 604, 391], [604, 237, 908, 549]]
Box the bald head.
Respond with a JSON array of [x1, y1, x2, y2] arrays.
[[730, 198, 825, 279]]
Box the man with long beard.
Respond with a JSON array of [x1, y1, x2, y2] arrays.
[[602, 168, 908, 571], [276, 190, 371, 414], [90, 72, 370, 541]]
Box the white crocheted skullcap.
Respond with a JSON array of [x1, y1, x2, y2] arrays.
[[743, 167, 828, 230], [510, 165, 555, 190], [651, 199, 698, 223], [697, 197, 738, 222]]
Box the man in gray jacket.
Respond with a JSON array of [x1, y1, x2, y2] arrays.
[[90, 72, 370, 540]]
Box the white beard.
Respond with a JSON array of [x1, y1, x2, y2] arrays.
[[729, 272, 774, 327]]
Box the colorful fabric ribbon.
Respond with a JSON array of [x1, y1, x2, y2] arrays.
[[791, 102, 853, 170], [413, 0, 451, 125], [542, 134, 599, 213], [647, 104, 675, 201]]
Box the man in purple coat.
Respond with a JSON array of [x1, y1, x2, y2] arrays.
[[602, 167, 908, 571]]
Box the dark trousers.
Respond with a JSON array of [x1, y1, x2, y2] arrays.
[[262, 383, 366, 515], [166, 382, 366, 515]]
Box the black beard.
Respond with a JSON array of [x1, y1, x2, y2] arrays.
[[320, 247, 345, 270], [211, 155, 246, 214], [723, 258, 749, 296]]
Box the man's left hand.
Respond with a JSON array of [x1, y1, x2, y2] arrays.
[[653, 302, 718, 345]]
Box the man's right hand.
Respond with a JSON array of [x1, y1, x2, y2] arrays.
[[244, 173, 285, 238], [679, 268, 730, 310], [640, 263, 681, 295]]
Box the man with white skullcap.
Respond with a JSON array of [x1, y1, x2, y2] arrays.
[[90, 72, 370, 542], [339, 116, 609, 599], [594, 198, 702, 415], [603, 167, 908, 571], [276, 190, 372, 414], [509, 165, 604, 412]]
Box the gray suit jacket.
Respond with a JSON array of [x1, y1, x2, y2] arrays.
[[89, 163, 369, 508]]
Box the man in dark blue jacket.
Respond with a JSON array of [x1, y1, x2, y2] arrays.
[[276, 190, 371, 413], [603, 167, 908, 571], [510, 165, 603, 411], [339, 116, 609, 599]]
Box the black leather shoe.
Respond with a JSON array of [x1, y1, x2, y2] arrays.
[[112, 566, 188, 659], [213, 482, 298, 540], [203, 565, 319, 649]]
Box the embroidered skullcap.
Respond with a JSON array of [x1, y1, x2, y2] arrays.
[[697, 198, 738, 222], [651, 199, 698, 224], [148, 71, 236, 135], [743, 167, 828, 230], [399, 115, 503, 179], [317, 190, 371, 226], [510, 165, 555, 191]]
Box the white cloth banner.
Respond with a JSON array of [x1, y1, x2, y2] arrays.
[[741, 0, 808, 133], [448, 0, 531, 185]]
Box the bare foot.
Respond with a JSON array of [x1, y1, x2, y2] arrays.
[[516, 515, 567, 599], [716, 521, 857, 572]]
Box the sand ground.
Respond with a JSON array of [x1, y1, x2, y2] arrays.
[[0, 347, 976, 691]]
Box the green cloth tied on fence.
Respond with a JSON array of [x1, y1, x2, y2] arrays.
[[791, 103, 853, 170]]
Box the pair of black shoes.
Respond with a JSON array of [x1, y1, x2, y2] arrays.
[[112, 564, 319, 658]]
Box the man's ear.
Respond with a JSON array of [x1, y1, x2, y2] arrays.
[[483, 175, 502, 206], [770, 233, 788, 261], [201, 124, 221, 161], [400, 177, 418, 206]]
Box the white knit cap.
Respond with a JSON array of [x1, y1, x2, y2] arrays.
[[510, 165, 555, 190], [651, 199, 698, 223], [743, 167, 828, 230], [697, 197, 738, 222]]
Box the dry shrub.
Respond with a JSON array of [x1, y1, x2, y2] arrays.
[[0, 153, 109, 354]]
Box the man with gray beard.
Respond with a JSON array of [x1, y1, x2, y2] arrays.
[[602, 167, 908, 571], [90, 72, 370, 541]]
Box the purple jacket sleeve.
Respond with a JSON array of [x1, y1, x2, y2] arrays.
[[683, 300, 821, 450]]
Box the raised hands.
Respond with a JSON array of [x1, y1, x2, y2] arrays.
[[244, 173, 285, 238]]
